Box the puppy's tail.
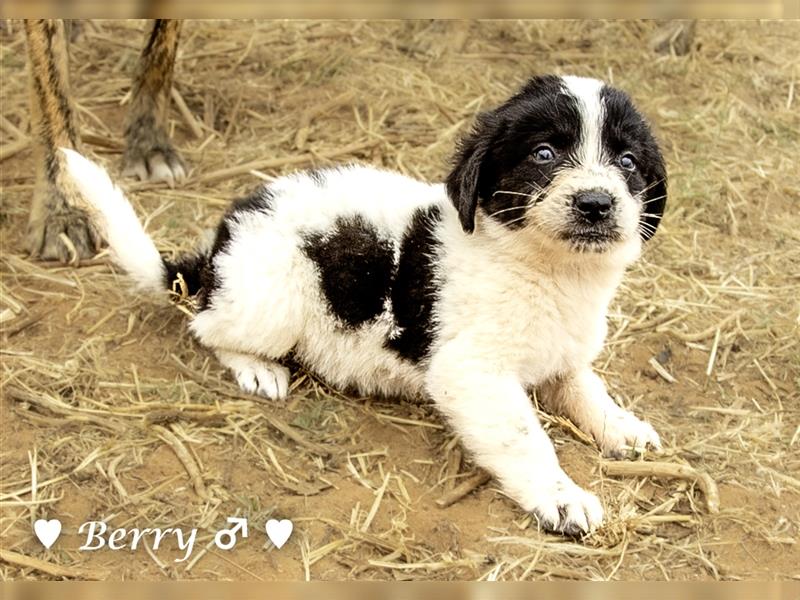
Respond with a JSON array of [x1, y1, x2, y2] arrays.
[[60, 148, 203, 296]]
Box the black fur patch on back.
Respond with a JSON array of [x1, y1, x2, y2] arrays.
[[162, 185, 276, 309], [303, 215, 395, 328], [386, 205, 443, 362]]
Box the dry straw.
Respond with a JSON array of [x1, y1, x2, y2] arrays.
[[1, 20, 798, 580]]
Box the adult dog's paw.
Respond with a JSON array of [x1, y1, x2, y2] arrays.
[[27, 187, 102, 262], [122, 118, 186, 187], [122, 142, 186, 187]]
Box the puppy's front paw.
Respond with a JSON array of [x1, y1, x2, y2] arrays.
[[527, 480, 604, 536], [595, 408, 661, 459]]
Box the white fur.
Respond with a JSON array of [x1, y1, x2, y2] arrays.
[[216, 349, 290, 400], [562, 75, 605, 165], [61, 148, 165, 292], [60, 76, 662, 535], [541, 370, 661, 458], [189, 166, 440, 400]]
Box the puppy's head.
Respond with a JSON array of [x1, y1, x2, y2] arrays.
[[446, 75, 666, 254]]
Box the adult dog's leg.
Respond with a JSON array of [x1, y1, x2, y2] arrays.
[[122, 19, 186, 186], [24, 19, 101, 262]]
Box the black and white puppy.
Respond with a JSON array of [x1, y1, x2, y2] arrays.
[[62, 74, 667, 536]]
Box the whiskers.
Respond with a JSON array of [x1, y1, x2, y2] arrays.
[[486, 186, 547, 224], [641, 194, 667, 207], [500, 214, 529, 228], [634, 178, 667, 206], [637, 211, 661, 238], [484, 202, 529, 218], [634, 181, 666, 239]]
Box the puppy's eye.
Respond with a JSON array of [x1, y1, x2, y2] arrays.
[[619, 153, 637, 171], [533, 145, 556, 163]]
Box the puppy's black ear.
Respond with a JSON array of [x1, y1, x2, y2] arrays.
[[641, 153, 667, 241], [445, 114, 494, 233]]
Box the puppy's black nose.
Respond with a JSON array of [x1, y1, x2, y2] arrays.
[[573, 190, 614, 223]]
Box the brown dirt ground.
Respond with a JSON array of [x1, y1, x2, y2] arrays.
[[1, 20, 798, 581]]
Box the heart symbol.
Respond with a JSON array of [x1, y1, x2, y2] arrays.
[[265, 518, 293, 549], [34, 519, 62, 549]]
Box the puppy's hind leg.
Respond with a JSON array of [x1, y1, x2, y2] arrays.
[[215, 349, 290, 401]]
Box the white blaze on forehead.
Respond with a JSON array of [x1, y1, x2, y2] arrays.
[[561, 76, 605, 166]]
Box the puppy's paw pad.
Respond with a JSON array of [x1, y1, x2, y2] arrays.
[[528, 482, 604, 536], [597, 410, 661, 458], [231, 359, 290, 400]]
